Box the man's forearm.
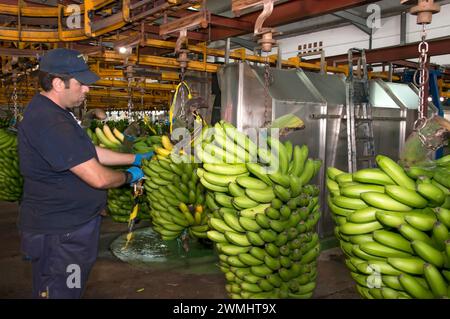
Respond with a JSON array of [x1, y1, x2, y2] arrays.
[[95, 146, 135, 166]]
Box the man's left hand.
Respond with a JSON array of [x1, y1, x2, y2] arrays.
[[133, 152, 154, 166]]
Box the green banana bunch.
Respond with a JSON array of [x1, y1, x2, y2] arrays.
[[326, 154, 450, 299], [142, 154, 211, 241], [107, 186, 151, 223], [0, 128, 23, 202], [195, 120, 322, 299]]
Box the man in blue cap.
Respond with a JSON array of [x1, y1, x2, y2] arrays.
[[17, 48, 153, 299]]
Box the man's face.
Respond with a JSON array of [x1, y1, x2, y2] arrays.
[[62, 78, 90, 108]]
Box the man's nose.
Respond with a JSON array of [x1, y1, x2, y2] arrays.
[[82, 85, 89, 93]]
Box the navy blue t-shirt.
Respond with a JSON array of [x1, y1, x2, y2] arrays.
[[18, 93, 106, 234]]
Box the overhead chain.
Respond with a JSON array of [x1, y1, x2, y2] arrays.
[[12, 73, 19, 121], [127, 73, 134, 119], [140, 77, 145, 110], [263, 54, 274, 127], [413, 24, 429, 131]]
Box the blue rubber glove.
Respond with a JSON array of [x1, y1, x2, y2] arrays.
[[126, 167, 144, 184], [124, 134, 136, 142], [133, 151, 154, 166]]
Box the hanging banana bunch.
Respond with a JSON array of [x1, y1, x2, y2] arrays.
[[194, 118, 323, 299], [327, 154, 450, 299]]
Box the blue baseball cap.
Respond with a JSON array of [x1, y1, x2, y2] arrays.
[[39, 48, 100, 85]]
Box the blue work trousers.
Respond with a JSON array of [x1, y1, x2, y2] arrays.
[[20, 216, 101, 299]]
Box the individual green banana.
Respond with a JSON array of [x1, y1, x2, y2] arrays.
[[255, 213, 270, 229], [273, 185, 291, 202], [248, 246, 266, 261], [233, 195, 259, 209], [411, 240, 445, 268], [223, 210, 246, 233], [339, 221, 383, 235], [353, 168, 395, 185], [376, 155, 416, 190], [423, 263, 448, 298], [245, 163, 273, 186], [397, 224, 434, 246], [207, 230, 228, 243], [404, 212, 437, 232], [372, 229, 413, 253], [398, 274, 434, 299], [246, 231, 266, 246], [215, 193, 234, 208], [431, 221, 449, 250], [236, 176, 269, 190], [359, 241, 412, 258], [385, 185, 428, 208], [267, 136, 289, 175], [387, 257, 426, 275], [238, 253, 264, 266], [221, 122, 258, 158], [225, 231, 252, 247], [382, 275, 404, 291], [361, 192, 412, 211], [375, 210, 407, 228], [327, 195, 353, 217], [264, 254, 281, 271], [349, 234, 374, 245], [228, 182, 246, 197], [203, 163, 248, 175], [227, 255, 247, 268], [219, 243, 250, 255], [245, 187, 275, 203], [268, 219, 288, 233], [365, 260, 403, 276], [291, 145, 308, 177], [209, 217, 235, 233], [434, 207, 450, 228], [268, 171, 291, 188], [346, 207, 378, 223], [341, 184, 385, 199], [405, 166, 435, 179], [238, 216, 261, 232], [203, 171, 246, 187], [200, 177, 228, 193], [433, 168, 450, 188], [250, 264, 273, 277], [416, 183, 445, 206], [335, 173, 353, 185], [327, 167, 345, 181], [240, 204, 271, 218], [332, 195, 368, 210], [326, 177, 340, 197], [258, 229, 277, 242], [298, 159, 315, 186]]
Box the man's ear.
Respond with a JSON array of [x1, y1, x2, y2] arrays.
[[52, 77, 65, 92]]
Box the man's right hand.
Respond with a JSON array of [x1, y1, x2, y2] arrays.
[[126, 167, 144, 184]]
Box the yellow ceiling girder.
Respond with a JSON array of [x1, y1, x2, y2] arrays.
[[0, 0, 115, 17], [0, 0, 127, 42], [101, 51, 219, 73], [94, 79, 177, 91], [142, 38, 349, 74]]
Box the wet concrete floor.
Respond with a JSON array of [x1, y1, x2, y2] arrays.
[[0, 201, 359, 299]]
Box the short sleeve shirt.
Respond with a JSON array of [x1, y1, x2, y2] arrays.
[[18, 93, 106, 234]]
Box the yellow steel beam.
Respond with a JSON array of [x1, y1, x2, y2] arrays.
[[0, 87, 171, 102], [0, 0, 115, 17], [369, 72, 401, 81], [100, 51, 219, 73], [0, 0, 127, 41], [143, 38, 349, 74], [94, 79, 177, 91], [440, 80, 450, 89]]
